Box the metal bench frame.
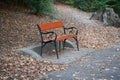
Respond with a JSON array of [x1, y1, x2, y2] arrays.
[[37, 21, 79, 59]]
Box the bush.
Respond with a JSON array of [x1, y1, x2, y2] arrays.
[[73, 0, 120, 16], [74, 0, 106, 12], [111, 0, 120, 16], [0, 0, 55, 16], [26, 0, 55, 16], [56, 0, 74, 5], [63, 0, 74, 5]]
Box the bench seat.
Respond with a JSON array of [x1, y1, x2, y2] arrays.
[[43, 34, 77, 42]]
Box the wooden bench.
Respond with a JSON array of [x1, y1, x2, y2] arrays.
[[37, 20, 79, 59]]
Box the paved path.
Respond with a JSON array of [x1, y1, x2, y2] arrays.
[[38, 43, 120, 80]]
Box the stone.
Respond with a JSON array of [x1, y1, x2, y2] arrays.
[[90, 8, 120, 27]]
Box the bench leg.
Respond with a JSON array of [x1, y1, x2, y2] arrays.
[[75, 37, 79, 51], [63, 39, 66, 50], [40, 47, 42, 56], [40, 43, 43, 56], [59, 41, 61, 52], [54, 41, 59, 59]]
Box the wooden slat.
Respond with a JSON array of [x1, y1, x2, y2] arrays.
[[38, 21, 64, 31]]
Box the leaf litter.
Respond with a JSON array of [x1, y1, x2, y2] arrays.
[[0, 2, 120, 80], [0, 3, 68, 80]]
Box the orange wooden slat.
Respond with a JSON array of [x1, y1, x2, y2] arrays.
[[56, 34, 76, 41], [38, 21, 64, 31], [43, 34, 77, 42]]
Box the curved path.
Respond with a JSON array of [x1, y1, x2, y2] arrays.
[[55, 4, 102, 27]]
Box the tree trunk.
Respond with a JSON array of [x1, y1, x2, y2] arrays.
[[90, 8, 120, 27]]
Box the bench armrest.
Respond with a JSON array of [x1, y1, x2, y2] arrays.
[[41, 31, 57, 42], [64, 27, 78, 35]]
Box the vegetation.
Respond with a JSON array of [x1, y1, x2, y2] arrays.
[[73, 0, 104, 12], [1, 0, 119, 16], [112, 0, 120, 16], [57, 0, 120, 16], [57, 0, 74, 5], [0, 0, 55, 16]]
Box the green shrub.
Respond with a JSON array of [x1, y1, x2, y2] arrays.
[[56, 0, 74, 5], [64, 0, 74, 5], [26, 0, 55, 16], [74, 0, 91, 11], [110, 0, 120, 16], [0, 0, 55, 16], [73, 0, 120, 16], [73, 0, 107, 12]]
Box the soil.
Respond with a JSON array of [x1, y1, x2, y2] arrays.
[[0, 2, 120, 79]]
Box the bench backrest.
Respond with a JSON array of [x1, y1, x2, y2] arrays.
[[38, 21, 64, 31]]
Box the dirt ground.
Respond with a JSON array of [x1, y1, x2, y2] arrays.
[[0, 3, 120, 79]]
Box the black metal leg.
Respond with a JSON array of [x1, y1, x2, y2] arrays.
[[75, 37, 79, 51], [59, 41, 61, 52], [54, 41, 59, 59], [40, 43, 43, 56], [63, 40, 66, 50]]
